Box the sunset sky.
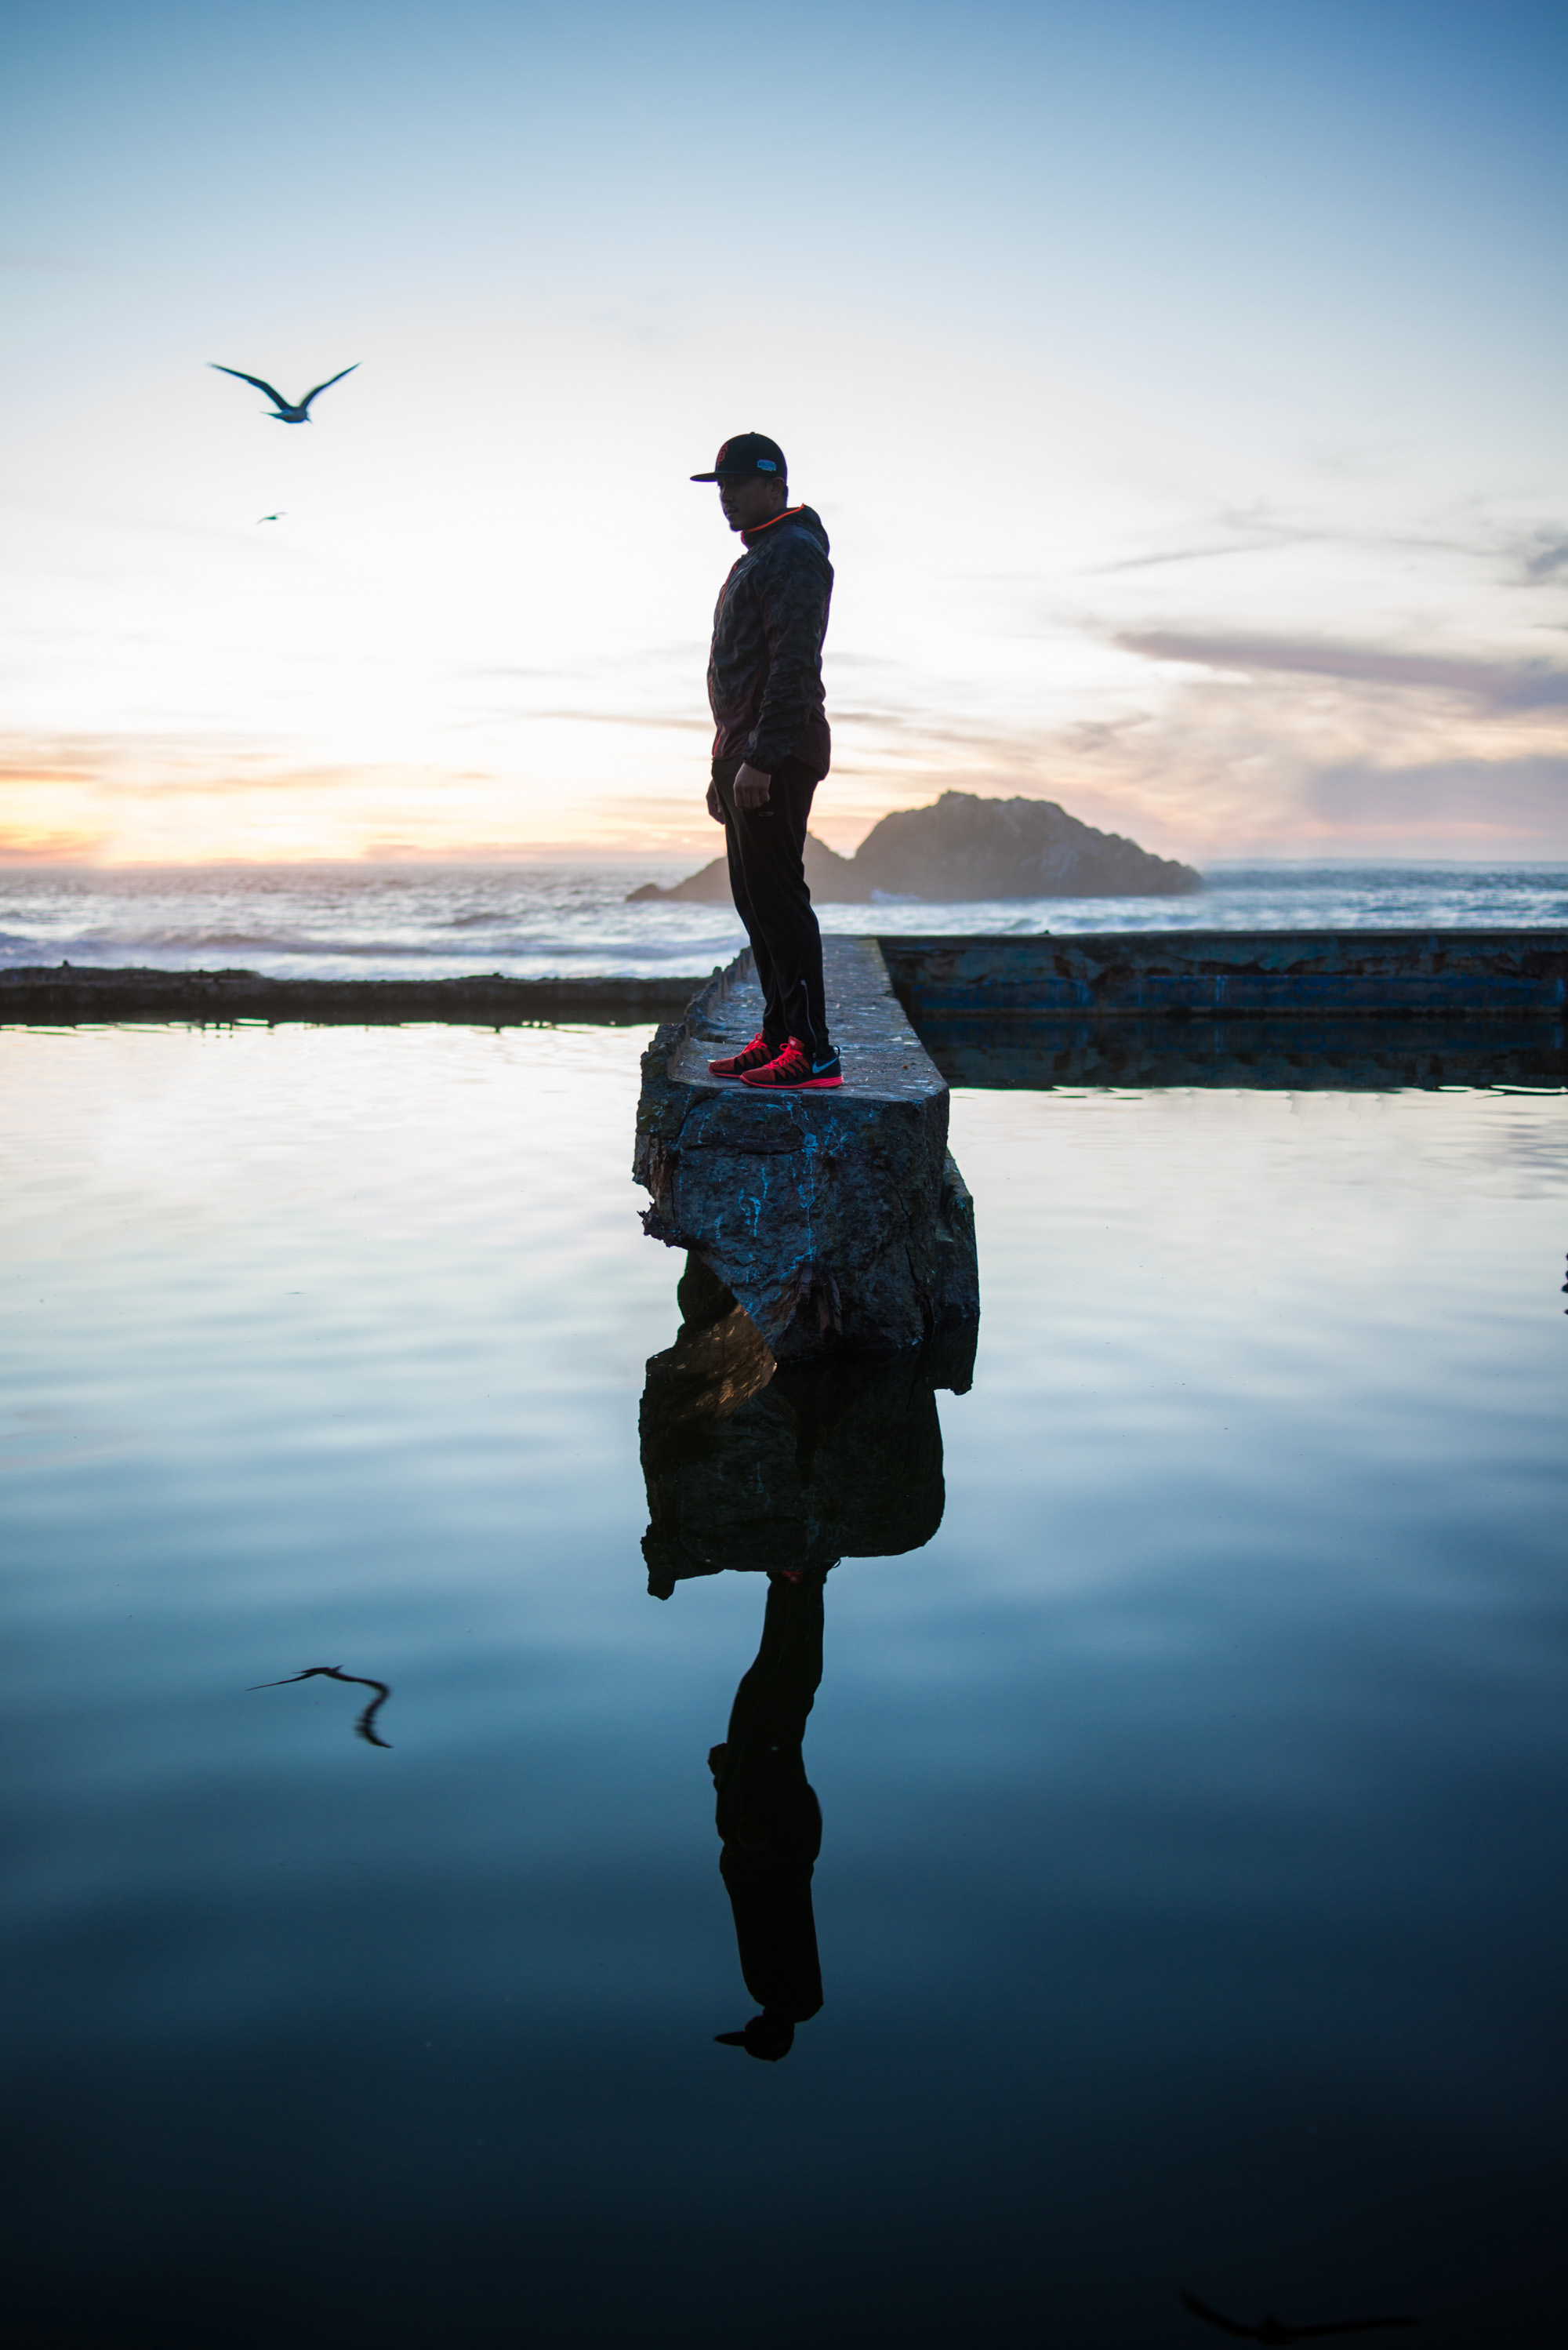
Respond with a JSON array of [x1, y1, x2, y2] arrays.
[[3, 0, 1565, 864]]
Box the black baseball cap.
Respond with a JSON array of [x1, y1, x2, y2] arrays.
[[691, 431, 787, 482]]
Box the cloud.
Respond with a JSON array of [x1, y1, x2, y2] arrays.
[[0, 827, 109, 861], [1520, 530, 1568, 583], [1094, 539, 1294, 574], [1305, 755, 1568, 844], [1116, 631, 1568, 714], [1091, 512, 1318, 575], [354, 837, 666, 864], [0, 756, 97, 785], [524, 710, 710, 733]]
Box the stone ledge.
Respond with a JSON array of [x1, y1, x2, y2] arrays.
[[880, 930, 1568, 1021], [0, 964, 707, 1026], [633, 938, 980, 1363]]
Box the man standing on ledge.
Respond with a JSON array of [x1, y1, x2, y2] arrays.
[[691, 432, 841, 1089]]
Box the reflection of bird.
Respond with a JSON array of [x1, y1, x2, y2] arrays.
[[1181, 2290, 1419, 2341], [250, 1664, 393, 1747], [209, 362, 358, 422]]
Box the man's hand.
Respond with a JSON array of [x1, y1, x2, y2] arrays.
[[732, 762, 772, 811], [706, 779, 725, 823]]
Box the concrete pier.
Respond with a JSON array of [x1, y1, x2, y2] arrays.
[[9, 930, 1560, 1040], [9, 930, 1562, 1089], [881, 928, 1567, 1090], [880, 928, 1568, 1022], [633, 937, 980, 1365], [0, 966, 702, 1026]]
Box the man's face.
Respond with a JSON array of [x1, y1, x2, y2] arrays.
[[718, 472, 786, 532]]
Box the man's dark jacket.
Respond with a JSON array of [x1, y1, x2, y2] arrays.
[[708, 505, 833, 779]]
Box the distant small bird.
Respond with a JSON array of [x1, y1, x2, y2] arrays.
[[209, 362, 358, 423], [250, 1663, 393, 1747], [256, 511, 286, 524], [1181, 2291, 1419, 2341]]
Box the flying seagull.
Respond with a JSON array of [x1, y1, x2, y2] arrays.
[[209, 362, 358, 423], [250, 1664, 393, 1747], [1180, 2290, 1419, 2341], [256, 512, 285, 524]]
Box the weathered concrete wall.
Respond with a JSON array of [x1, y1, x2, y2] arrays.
[[10, 932, 1563, 1032], [924, 1014, 1566, 1091], [0, 965, 706, 1026], [880, 930, 1568, 1022], [633, 938, 980, 1363]]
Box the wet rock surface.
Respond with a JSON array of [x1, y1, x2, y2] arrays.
[[633, 937, 980, 1363]]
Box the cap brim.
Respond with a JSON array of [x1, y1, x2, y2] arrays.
[[690, 470, 735, 481]]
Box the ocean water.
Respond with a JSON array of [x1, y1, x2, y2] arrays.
[[2, 859, 1566, 981], [2, 1020, 1564, 2347]]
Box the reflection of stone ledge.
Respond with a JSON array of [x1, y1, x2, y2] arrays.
[[633, 938, 979, 1364], [640, 1256, 958, 1597]]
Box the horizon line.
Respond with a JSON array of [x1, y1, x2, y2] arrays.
[[3, 852, 1567, 875]]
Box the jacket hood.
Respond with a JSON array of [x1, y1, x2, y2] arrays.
[[742, 503, 829, 557]]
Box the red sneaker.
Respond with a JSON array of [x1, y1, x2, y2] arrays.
[[738, 1038, 843, 1090], [708, 1030, 776, 1078]]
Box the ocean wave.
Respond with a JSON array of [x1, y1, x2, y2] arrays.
[[1, 862, 1562, 982]]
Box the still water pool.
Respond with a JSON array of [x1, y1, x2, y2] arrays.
[[2, 1025, 1564, 2348]]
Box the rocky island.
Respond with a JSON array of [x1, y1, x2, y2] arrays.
[[627, 788, 1201, 904]]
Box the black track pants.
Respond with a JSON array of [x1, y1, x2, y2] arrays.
[[713, 754, 831, 1063]]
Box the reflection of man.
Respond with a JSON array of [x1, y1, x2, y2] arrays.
[[709, 1565, 828, 2061], [690, 432, 840, 1092]]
